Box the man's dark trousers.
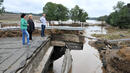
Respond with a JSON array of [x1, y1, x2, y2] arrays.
[[41, 25, 45, 37]]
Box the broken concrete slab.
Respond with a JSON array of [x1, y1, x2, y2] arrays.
[[0, 36, 51, 73], [51, 34, 84, 43], [51, 41, 65, 47]]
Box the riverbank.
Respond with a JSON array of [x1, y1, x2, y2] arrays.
[[92, 26, 130, 40], [90, 25, 130, 73]]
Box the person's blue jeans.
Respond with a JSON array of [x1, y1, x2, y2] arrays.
[[41, 25, 45, 37], [22, 29, 29, 45]]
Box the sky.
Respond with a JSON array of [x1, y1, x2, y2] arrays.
[[3, 0, 130, 17]]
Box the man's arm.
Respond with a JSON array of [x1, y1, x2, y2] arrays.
[[40, 17, 44, 23]]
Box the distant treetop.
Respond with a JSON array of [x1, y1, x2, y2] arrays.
[[43, 2, 88, 22]]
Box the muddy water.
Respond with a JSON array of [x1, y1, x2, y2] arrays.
[[53, 26, 107, 73]]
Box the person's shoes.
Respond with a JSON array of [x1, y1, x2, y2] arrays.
[[27, 44, 31, 48], [30, 40, 33, 43]]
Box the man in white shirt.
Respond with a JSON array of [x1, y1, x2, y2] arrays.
[[40, 14, 47, 37]]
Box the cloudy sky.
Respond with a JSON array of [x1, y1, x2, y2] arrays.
[[3, 0, 130, 17]]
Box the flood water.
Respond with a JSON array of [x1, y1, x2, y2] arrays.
[[53, 26, 107, 73], [86, 20, 102, 24]]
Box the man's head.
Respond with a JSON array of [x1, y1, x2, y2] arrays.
[[43, 14, 46, 17]]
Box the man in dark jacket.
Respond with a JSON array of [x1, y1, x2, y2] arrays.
[[27, 15, 35, 40]]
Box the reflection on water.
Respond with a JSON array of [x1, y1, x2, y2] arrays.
[[53, 26, 107, 73]]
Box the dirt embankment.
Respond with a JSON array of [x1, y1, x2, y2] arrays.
[[89, 40, 130, 73], [50, 23, 106, 27], [50, 23, 85, 27], [0, 29, 82, 38]]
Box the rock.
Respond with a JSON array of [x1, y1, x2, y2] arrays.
[[95, 40, 106, 50], [120, 34, 125, 37]]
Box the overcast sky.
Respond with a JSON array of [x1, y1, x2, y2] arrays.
[[3, 0, 130, 17]]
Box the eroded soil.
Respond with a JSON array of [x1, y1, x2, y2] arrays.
[[89, 40, 130, 73]]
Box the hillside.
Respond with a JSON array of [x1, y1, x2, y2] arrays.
[[0, 13, 41, 23]]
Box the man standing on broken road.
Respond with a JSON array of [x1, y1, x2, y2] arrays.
[[40, 13, 47, 37]]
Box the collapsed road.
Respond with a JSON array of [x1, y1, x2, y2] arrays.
[[0, 26, 85, 73]]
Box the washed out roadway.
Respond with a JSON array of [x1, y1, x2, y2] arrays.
[[0, 36, 49, 73]]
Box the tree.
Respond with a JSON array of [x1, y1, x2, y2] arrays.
[[78, 9, 88, 22], [0, 0, 4, 14], [97, 15, 108, 21], [70, 5, 88, 22], [113, 1, 125, 12], [70, 5, 80, 22], [43, 2, 57, 21], [55, 4, 69, 21], [106, 1, 130, 28], [117, 5, 130, 28], [107, 11, 120, 26], [0, 7, 5, 14], [0, 0, 3, 6], [43, 2, 69, 21]]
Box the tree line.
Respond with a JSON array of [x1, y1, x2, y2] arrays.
[[43, 2, 88, 22], [98, 1, 130, 29]]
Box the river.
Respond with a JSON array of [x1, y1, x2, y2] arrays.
[[52, 25, 107, 73]]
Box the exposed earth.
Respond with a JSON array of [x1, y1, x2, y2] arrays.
[[90, 26, 130, 73]]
